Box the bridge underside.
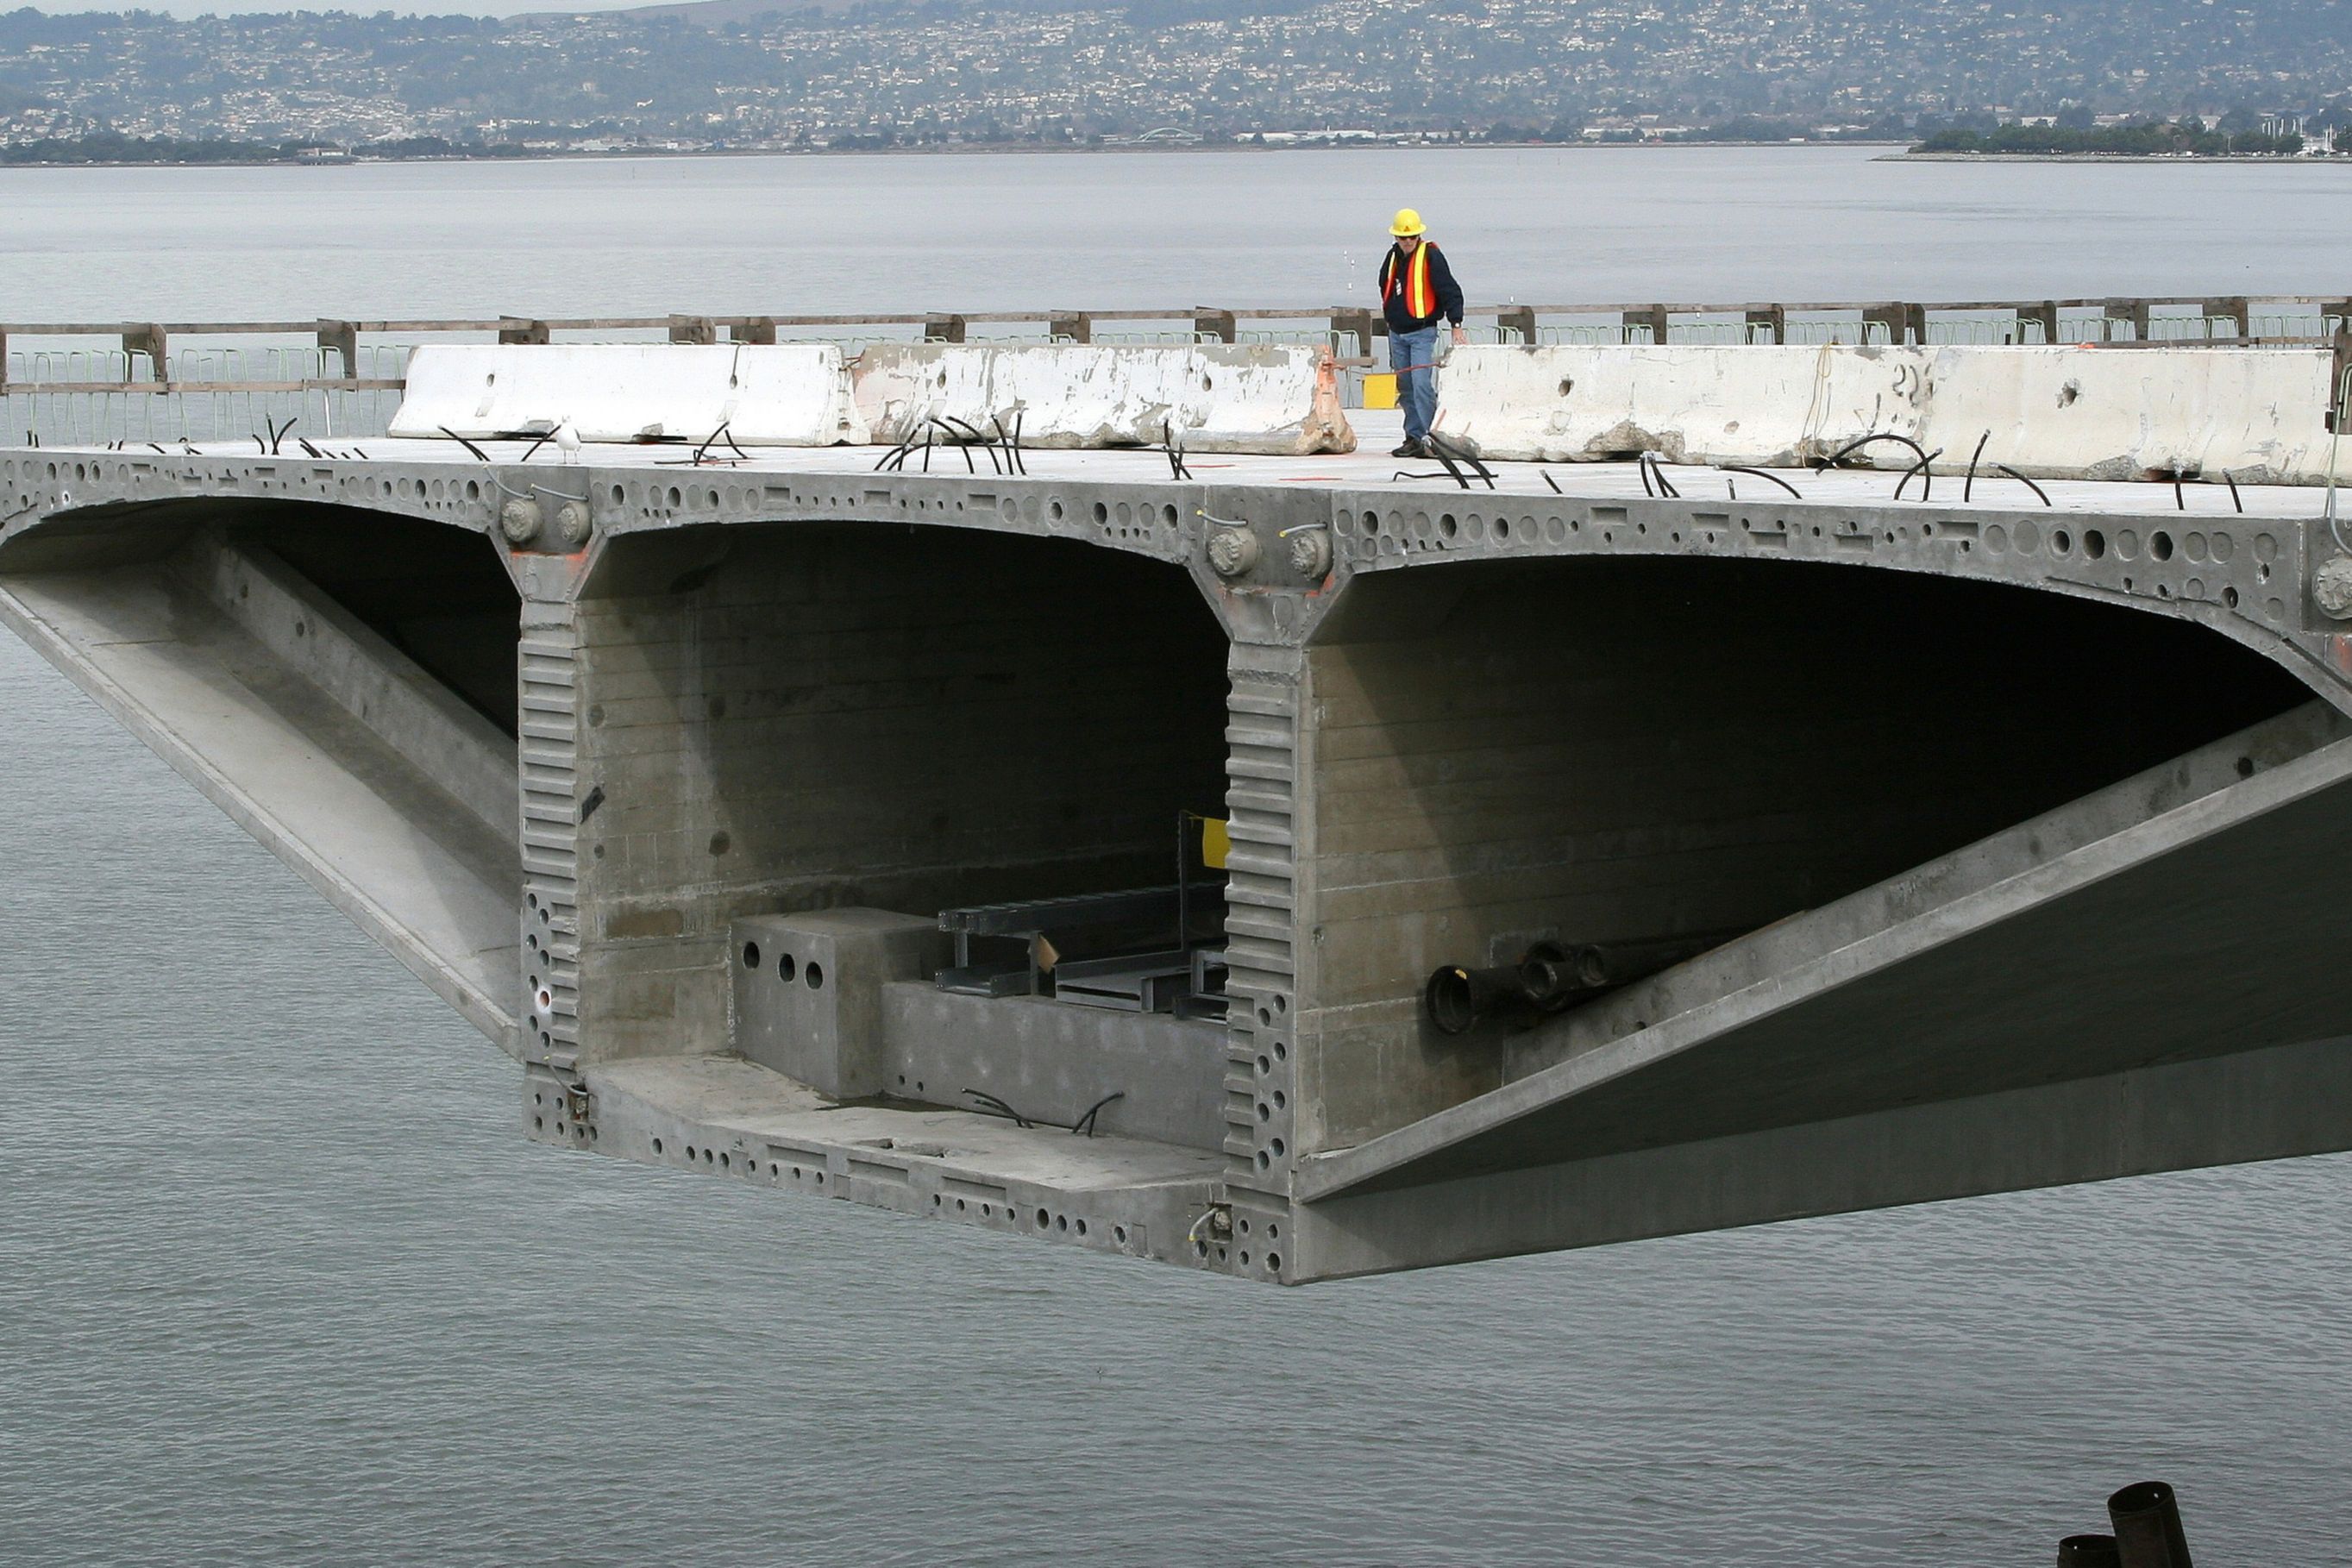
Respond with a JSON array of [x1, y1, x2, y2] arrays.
[[4, 448, 2349, 1283]]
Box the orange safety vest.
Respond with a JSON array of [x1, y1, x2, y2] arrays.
[[1383, 242, 1437, 322]]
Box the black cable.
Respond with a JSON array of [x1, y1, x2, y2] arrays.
[[1893, 448, 1941, 502], [437, 425, 492, 462], [1991, 462, 2052, 506], [1071, 1092, 1126, 1138], [963, 1089, 1034, 1128], [1714, 464, 1803, 499]]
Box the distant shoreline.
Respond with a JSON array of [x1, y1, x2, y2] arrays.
[[1880, 151, 2345, 165], [0, 139, 1917, 171]]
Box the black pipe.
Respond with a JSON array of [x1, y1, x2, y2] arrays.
[[2057, 1537, 2122, 1568], [1517, 942, 1609, 1007], [1425, 962, 1534, 1035], [1426, 931, 1743, 1035], [2107, 1482, 2193, 1568]]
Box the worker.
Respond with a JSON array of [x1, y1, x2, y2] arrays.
[[1377, 208, 1469, 458]]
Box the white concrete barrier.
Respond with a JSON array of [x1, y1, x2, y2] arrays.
[[1435, 343, 2346, 482], [851, 344, 1355, 455], [1432, 344, 1921, 467], [1913, 346, 2337, 484], [390, 344, 868, 446]]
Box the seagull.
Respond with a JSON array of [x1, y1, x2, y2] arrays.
[[553, 417, 582, 465]]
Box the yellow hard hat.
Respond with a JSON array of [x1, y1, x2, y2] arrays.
[[1389, 207, 1427, 237]]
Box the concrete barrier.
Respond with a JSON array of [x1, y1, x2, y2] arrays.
[[1434, 343, 2346, 482], [851, 343, 1355, 455], [390, 344, 867, 446], [1431, 344, 1918, 467], [1914, 346, 2337, 484]]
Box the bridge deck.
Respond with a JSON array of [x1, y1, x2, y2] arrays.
[[46, 408, 2330, 520]]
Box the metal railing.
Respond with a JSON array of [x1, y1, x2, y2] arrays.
[[5, 296, 2348, 448]]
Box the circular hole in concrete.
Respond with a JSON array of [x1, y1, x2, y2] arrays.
[[1266, 1252, 1281, 1271], [778, 954, 796, 982], [2084, 530, 2106, 559], [2151, 531, 2175, 561], [806, 962, 825, 989], [652, 1138, 663, 1153], [742, 941, 761, 969]]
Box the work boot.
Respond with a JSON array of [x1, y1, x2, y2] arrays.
[[1392, 438, 1427, 458]]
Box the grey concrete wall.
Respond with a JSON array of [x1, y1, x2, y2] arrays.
[[181, 530, 517, 846], [1293, 555, 2310, 1151], [253, 513, 524, 735], [566, 523, 1230, 1063]]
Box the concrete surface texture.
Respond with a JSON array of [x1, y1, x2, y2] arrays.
[[5, 340, 2352, 1283], [850, 342, 1357, 455], [1434, 343, 2347, 483], [390, 343, 869, 447]]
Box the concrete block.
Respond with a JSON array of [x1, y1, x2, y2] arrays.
[[730, 908, 950, 1096], [1432, 343, 1916, 466], [879, 982, 1229, 1149], [1915, 345, 2337, 483], [1435, 342, 2349, 482], [850, 343, 1355, 455], [390, 343, 868, 446]]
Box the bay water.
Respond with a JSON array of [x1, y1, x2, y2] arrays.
[[2, 147, 2347, 1565]]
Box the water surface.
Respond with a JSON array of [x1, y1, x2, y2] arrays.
[[2, 147, 2347, 1565]]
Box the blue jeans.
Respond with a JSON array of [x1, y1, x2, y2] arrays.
[[1389, 325, 1439, 442]]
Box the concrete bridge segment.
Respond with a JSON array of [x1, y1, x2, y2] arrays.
[[4, 375, 2350, 1283]]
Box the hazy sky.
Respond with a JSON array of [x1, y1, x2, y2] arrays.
[[22, 0, 629, 16]]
